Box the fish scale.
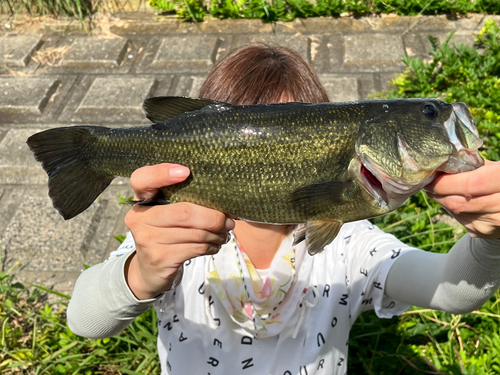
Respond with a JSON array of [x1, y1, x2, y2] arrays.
[[27, 96, 484, 254]]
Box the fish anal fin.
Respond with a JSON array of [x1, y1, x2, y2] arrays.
[[290, 180, 352, 217], [305, 220, 343, 255], [143, 96, 224, 124]]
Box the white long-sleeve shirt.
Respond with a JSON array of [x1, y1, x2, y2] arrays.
[[67, 220, 500, 375]]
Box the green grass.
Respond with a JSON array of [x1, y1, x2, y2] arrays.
[[151, 0, 500, 23], [0, 262, 160, 374]]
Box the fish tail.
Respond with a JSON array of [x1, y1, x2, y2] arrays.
[[27, 126, 114, 220]]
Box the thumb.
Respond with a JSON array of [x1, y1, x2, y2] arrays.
[[130, 163, 190, 200]]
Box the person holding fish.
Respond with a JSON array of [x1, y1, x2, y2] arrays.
[[29, 44, 500, 374]]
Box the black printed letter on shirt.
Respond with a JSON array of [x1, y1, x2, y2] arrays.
[[339, 294, 348, 305], [241, 336, 253, 345], [198, 282, 205, 294], [242, 358, 254, 369], [322, 284, 330, 298], [392, 248, 401, 259], [317, 359, 325, 370], [207, 357, 219, 367], [317, 333, 325, 347]]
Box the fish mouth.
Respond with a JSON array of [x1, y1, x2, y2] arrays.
[[356, 154, 435, 211], [360, 163, 388, 206]]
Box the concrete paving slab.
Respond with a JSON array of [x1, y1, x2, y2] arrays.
[[404, 31, 476, 61], [319, 75, 359, 102], [1, 186, 130, 271], [0, 36, 42, 67], [59, 75, 161, 124], [379, 72, 399, 93], [407, 16, 455, 32], [0, 76, 77, 124], [151, 35, 220, 70], [78, 76, 156, 115], [0, 77, 60, 116], [0, 128, 48, 185], [302, 17, 370, 33], [311, 35, 343, 73], [61, 37, 129, 68], [173, 76, 196, 97], [342, 33, 405, 72], [35, 36, 144, 75], [172, 75, 208, 97], [200, 19, 274, 34], [454, 15, 500, 31], [137, 35, 229, 73], [189, 76, 206, 98]]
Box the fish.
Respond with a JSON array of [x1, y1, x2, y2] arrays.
[[27, 96, 484, 255]]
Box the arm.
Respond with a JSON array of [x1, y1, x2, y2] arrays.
[[67, 163, 234, 338], [67, 250, 155, 338], [386, 161, 500, 313], [386, 235, 500, 313]]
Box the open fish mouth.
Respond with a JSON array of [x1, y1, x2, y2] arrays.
[[356, 101, 484, 210], [359, 163, 388, 206]]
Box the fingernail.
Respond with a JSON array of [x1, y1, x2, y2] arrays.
[[170, 166, 190, 178], [225, 218, 235, 231]]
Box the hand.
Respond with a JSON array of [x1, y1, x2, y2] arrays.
[[124, 163, 235, 300], [424, 160, 500, 239]]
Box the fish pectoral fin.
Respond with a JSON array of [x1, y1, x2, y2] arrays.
[[289, 180, 352, 216], [143, 96, 226, 123], [294, 221, 343, 255]]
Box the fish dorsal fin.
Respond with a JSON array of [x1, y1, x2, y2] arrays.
[[143, 96, 222, 123], [289, 180, 352, 217], [294, 220, 343, 255]]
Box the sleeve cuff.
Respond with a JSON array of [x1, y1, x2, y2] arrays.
[[103, 251, 159, 318]]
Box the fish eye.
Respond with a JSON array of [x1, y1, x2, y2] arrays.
[[422, 103, 439, 119]]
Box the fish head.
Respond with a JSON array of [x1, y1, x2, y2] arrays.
[[353, 99, 484, 210]]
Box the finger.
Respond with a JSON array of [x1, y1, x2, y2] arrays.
[[130, 163, 190, 200], [127, 202, 235, 232], [152, 227, 230, 246], [428, 192, 500, 215], [450, 213, 500, 239], [425, 161, 500, 197], [160, 243, 223, 265]]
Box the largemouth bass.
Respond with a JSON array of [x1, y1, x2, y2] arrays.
[[27, 97, 484, 254]]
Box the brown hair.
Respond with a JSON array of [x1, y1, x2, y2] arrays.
[[198, 43, 329, 105]]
